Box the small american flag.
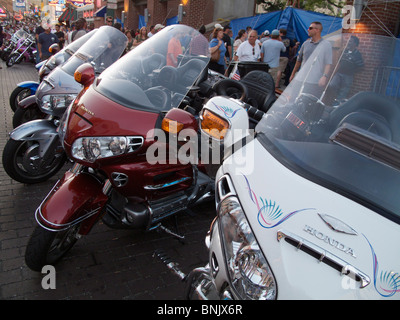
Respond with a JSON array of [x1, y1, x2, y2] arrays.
[[231, 69, 241, 80], [229, 63, 241, 80]]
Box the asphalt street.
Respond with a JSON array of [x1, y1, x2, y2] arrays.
[[0, 59, 215, 300]]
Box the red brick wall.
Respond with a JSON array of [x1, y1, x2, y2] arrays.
[[181, 0, 215, 29], [343, 1, 400, 93], [344, 2, 400, 36], [124, 0, 214, 32]]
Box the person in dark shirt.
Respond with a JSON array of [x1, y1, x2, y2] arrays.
[[35, 24, 45, 63], [54, 24, 65, 49], [222, 26, 232, 62], [330, 35, 364, 103]]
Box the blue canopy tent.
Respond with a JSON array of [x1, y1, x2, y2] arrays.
[[385, 35, 400, 99], [138, 15, 179, 29], [230, 7, 343, 44], [230, 10, 282, 40]]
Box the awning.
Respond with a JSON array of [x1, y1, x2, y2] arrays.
[[58, 7, 77, 23], [95, 5, 106, 18]]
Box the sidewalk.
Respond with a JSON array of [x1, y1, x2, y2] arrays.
[[0, 60, 214, 300]]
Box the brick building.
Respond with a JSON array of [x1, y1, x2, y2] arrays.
[[93, 0, 216, 31], [342, 0, 400, 94]]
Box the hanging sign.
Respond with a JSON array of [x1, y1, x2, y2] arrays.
[[14, 13, 24, 20], [66, 0, 93, 8]]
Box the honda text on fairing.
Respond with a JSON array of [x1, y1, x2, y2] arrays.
[[9, 30, 98, 112], [2, 26, 126, 185], [174, 33, 400, 300], [23, 24, 218, 272]]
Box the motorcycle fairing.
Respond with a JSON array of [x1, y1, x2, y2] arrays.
[[102, 158, 194, 200], [218, 139, 400, 299], [35, 170, 108, 233]]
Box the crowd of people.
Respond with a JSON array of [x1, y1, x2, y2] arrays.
[[1, 18, 363, 101], [207, 24, 300, 88], [0, 17, 169, 64]]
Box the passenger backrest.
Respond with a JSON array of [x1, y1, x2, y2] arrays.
[[240, 71, 276, 113]]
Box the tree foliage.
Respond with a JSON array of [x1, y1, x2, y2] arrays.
[[256, 0, 346, 16]]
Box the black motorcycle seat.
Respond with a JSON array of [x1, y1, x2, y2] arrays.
[[145, 87, 171, 111], [330, 92, 400, 143], [141, 53, 166, 75], [240, 70, 276, 113], [336, 110, 392, 141], [158, 59, 207, 94]]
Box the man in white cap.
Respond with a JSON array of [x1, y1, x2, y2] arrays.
[[260, 30, 270, 43], [154, 24, 165, 33], [38, 23, 58, 61]]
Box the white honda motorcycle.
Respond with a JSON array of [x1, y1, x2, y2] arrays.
[[161, 32, 400, 300]]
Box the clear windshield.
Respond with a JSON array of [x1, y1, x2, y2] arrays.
[[46, 29, 98, 69], [61, 26, 127, 76], [95, 24, 210, 113], [14, 29, 28, 40], [255, 33, 400, 220]]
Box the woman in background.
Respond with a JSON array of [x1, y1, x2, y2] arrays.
[[208, 27, 226, 74], [132, 26, 148, 48]]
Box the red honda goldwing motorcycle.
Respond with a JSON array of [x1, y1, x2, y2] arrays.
[[25, 25, 218, 272]]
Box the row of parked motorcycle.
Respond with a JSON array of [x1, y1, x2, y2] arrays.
[[4, 24, 400, 300], [0, 28, 37, 67], [4, 24, 269, 277]]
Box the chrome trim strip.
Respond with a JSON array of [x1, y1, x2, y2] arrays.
[[34, 166, 102, 232], [277, 229, 371, 288], [144, 176, 190, 190], [35, 205, 102, 232], [126, 136, 144, 153]]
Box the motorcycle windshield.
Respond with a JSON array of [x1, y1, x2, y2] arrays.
[[255, 33, 400, 221], [61, 26, 127, 76], [95, 24, 210, 113], [14, 29, 29, 40], [46, 29, 98, 69]]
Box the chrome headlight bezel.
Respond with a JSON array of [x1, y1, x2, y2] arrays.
[[40, 94, 77, 112], [71, 136, 144, 163], [217, 195, 277, 300]]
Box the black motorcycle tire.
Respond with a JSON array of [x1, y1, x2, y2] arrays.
[[25, 224, 80, 272], [2, 138, 67, 184], [13, 103, 45, 128], [9, 86, 32, 112], [6, 53, 19, 67]]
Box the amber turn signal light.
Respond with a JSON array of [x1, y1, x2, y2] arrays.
[[161, 118, 184, 134], [201, 109, 229, 140]]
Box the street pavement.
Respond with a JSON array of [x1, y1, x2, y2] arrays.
[[0, 60, 215, 300]]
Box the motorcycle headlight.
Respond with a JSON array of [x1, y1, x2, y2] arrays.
[[71, 136, 128, 162], [40, 94, 77, 112], [218, 196, 277, 300]]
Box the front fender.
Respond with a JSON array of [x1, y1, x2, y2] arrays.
[[18, 94, 37, 109], [17, 81, 39, 93], [36, 171, 108, 234], [9, 119, 59, 158], [9, 119, 56, 140]]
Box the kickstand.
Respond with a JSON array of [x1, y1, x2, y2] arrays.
[[155, 216, 185, 243]]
